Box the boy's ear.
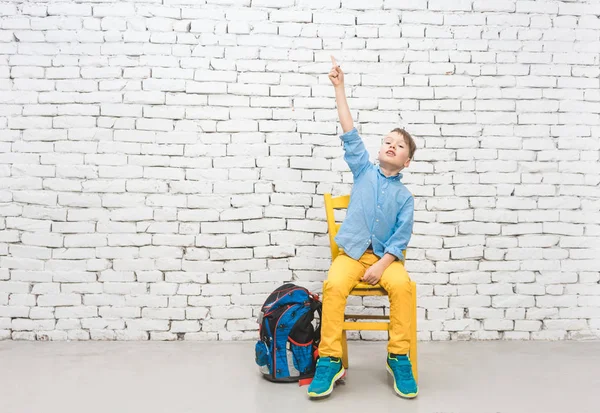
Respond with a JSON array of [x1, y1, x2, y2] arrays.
[[404, 158, 411, 168]]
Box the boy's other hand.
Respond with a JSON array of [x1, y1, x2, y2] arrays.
[[362, 262, 384, 285], [329, 55, 344, 87]]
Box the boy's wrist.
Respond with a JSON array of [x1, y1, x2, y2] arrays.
[[377, 253, 397, 269]]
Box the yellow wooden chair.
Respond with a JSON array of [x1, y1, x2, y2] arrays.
[[323, 193, 418, 382]]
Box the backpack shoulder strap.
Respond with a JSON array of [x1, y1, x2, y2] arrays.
[[309, 295, 323, 344]]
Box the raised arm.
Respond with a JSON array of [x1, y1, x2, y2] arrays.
[[329, 56, 353, 133]]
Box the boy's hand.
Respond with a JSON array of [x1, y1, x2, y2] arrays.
[[362, 262, 385, 285], [329, 55, 344, 87]]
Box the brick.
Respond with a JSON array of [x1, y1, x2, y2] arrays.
[[483, 319, 514, 331], [210, 306, 252, 319], [142, 308, 185, 320], [93, 4, 135, 17], [168, 321, 199, 333], [535, 294, 578, 308], [37, 294, 81, 307], [55, 306, 98, 319], [126, 319, 169, 331], [12, 319, 56, 331], [443, 319, 480, 332], [544, 319, 588, 331]]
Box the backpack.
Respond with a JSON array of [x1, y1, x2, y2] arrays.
[[255, 283, 322, 382]]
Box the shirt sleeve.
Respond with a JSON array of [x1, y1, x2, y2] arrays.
[[384, 195, 414, 261], [339, 128, 371, 179]]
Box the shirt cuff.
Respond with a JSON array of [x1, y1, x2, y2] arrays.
[[384, 246, 406, 262], [339, 127, 360, 143]]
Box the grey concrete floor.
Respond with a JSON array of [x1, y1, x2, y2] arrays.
[[1, 341, 599, 413]]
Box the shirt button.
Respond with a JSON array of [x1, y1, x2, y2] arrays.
[[376, 219, 379, 222]]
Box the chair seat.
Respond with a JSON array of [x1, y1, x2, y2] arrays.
[[354, 281, 386, 290], [351, 282, 387, 296]]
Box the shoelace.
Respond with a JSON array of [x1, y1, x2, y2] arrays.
[[390, 359, 413, 381]]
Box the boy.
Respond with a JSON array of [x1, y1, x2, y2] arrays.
[[308, 57, 418, 399]]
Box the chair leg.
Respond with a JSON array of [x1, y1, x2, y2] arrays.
[[409, 281, 418, 383], [341, 330, 349, 369]]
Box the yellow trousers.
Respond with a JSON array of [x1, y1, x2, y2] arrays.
[[318, 249, 413, 357]]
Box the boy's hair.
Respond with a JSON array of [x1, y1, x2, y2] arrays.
[[390, 128, 417, 159]]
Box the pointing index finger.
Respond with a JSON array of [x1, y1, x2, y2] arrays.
[[330, 55, 338, 67]]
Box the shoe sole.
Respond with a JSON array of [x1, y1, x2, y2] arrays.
[[386, 364, 418, 399], [307, 367, 346, 399]]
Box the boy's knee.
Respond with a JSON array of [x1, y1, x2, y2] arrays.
[[385, 276, 412, 295], [323, 278, 349, 298]]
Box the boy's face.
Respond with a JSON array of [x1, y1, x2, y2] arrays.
[[377, 131, 411, 172]]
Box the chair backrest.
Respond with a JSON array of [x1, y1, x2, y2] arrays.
[[323, 193, 350, 261], [323, 192, 407, 262]]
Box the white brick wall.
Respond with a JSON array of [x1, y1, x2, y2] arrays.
[[1, 0, 599, 342]]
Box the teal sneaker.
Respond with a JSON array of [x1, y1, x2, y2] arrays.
[[386, 353, 418, 398], [307, 357, 346, 399]]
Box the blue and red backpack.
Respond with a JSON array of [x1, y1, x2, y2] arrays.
[[255, 283, 322, 382]]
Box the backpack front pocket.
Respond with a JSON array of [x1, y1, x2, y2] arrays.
[[288, 339, 314, 375]]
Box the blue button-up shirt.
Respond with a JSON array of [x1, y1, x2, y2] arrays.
[[334, 128, 414, 262]]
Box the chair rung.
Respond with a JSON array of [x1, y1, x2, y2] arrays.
[[349, 290, 388, 296], [344, 314, 389, 320], [342, 321, 390, 331]]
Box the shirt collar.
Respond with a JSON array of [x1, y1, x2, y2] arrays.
[[376, 164, 402, 181]]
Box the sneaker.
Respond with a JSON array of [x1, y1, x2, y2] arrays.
[[386, 353, 418, 398], [307, 357, 346, 399]]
